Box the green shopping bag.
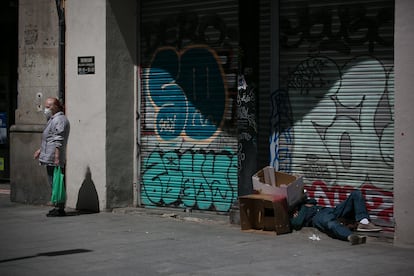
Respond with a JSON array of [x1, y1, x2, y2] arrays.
[[51, 166, 66, 204]]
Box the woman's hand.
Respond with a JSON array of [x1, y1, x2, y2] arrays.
[[33, 149, 40, 160]]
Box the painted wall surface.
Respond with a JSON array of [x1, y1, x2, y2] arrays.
[[394, 0, 414, 248], [272, 0, 394, 226], [11, 0, 59, 204], [66, 0, 107, 210], [65, 0, 136, 210], [105, 0, 136, 208], [140, 1, 239, 212], [141, 47, 238, 212]]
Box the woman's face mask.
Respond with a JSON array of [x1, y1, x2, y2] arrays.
[[44, 108, 53, 119]]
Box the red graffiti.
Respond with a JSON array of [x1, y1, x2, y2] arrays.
[[306, 180, 394, 224], [361, 183, 394, 224]]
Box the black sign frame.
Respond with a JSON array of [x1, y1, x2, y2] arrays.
[[78, 56, 95, 75]]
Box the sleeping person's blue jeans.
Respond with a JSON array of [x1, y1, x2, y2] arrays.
[[311, 190, 369, 240]]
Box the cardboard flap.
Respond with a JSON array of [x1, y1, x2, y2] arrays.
[[286, 176, 304, 207], [275, 171, 297, 187], [263, 166, 276, 186], [252, 166, 304, 207]]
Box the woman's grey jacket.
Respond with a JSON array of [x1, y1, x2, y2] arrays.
[[39, 111, 70, 167]]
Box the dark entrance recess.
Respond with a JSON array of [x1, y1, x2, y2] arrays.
[[0, 0, 18, 182]]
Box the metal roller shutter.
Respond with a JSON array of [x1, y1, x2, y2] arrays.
[[257, 0, 273, 169], [139, 0, 239, 212], [272, 0, 394, 227]]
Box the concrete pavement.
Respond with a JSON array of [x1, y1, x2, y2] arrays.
[[0, 187, 414, 276]]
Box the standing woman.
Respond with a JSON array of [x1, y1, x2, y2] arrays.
[[34, 97, 70, 217]]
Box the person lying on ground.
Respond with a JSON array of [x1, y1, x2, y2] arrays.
[[290, 190, 382, 245]]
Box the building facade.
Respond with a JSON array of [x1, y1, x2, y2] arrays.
[[10, 0, 414, 247]]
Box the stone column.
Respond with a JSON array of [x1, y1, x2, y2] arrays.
[[10, 0, 58, 204]]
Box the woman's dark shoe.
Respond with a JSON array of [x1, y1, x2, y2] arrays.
[[46, 208, 66, 217]]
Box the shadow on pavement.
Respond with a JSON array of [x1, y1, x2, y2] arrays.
[[76, 166, 99, 214], [0, 249, 93, 263]]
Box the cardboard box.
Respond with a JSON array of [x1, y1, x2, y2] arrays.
[[252, 166, 304, 208], [239, 194, 291, 235]]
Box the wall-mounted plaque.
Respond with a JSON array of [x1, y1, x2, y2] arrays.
[[78, 56, 95, 75]]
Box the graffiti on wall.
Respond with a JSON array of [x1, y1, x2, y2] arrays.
[[280, 3, 394, 54], [271, 56, 394, 222], [142, 145, 237, 212], [273, 2, 394, 222], [271, 56, 394, 187], [270, 56, 394, 220], [307, 181, 393, 224], [141, 10, 238, 212], [270, 88, 294, 172], [236, 75, 257, 196], [142, 10, 238, 57], [145, 46, 227, 141]]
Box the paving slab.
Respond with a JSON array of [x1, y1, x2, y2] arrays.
[[0, 192, 413, 276]]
